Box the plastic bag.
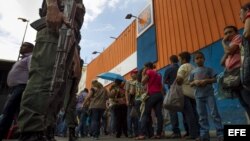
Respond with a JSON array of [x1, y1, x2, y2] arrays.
[[217, 72, 238, 99], [163, 81, 184, 112]]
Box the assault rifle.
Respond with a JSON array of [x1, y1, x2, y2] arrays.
[[31, 0, 78, 95], [50, 0, 77, 95]]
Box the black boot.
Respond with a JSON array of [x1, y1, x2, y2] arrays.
[[18, 132, 47, 141], [68, 127, 77, 141], [46, 126, 56, 141]]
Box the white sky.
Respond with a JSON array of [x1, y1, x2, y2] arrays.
[[0, 0, 150, 62]]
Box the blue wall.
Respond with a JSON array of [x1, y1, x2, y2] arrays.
[[158, 39, 247, 129], [138, 28, 247, 130], [137, 25, 158, 70]]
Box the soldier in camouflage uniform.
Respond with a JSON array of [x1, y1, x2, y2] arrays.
[[17, 0, 85, 141]]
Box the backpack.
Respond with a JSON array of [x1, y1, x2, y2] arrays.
[[240, 37, 250, 90]]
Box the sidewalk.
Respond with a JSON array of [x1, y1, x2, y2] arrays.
[[3, 131, 219, 141]]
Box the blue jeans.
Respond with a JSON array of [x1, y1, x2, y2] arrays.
[[239, 87, 250, 119], [170, 112, 181, 134], [109, 106, 116, 134], [141, 93, 163, 136], [196, 95, 223, 139], [90, 108, 105, 138], [182, 96, 199, 138], [76, 108, 88, 136], [0, 84, 26, 139], [127, 105, 139, 136], [169, 112, 189, 134], [55, 116, 67, 136]]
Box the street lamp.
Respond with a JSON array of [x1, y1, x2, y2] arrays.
[[17, 17, 29, 60], [92, 51, 101, 54], [125, 13, 138, 19], [110, 36, 117, 40], [125, 13, 145, 24]]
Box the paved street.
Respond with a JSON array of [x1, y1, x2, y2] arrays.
[[3, 136, 219, 141], [3, 131, 219, 141], [53, 136, 219, 141]]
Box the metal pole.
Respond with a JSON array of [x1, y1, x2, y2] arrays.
[[21, 20, 29, 44], [17, 18, 29, 61]]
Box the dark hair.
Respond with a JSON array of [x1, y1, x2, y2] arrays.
[[83, 88, 88, 93], [80, 59, 84, 67], [115, 79, 122, 85], [22, 42, 34, 48], [194, 51, 205, 59], [224, 25, 238, 33], [170, 55, 178, 63], [144, 62, 155, 69], [137, 69, 143, 82], [179, 51, 191, 63], [241, 2, 250, 11]]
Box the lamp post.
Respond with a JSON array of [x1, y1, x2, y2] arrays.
[[125, 13, 145, 24], [125, 13, 139, 19], [17, 17, 29, 60], [92, 51, 101, 54], [110, 36, 117, 40]]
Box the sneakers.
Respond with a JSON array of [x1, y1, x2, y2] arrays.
[[135, 135, 145, 140], [18, 132, 47, 141]]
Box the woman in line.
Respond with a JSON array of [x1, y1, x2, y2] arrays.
[[136, 62, 164, 140], [239, 2, 250, 119]]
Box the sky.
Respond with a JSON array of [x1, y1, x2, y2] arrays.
[[0, 0, 150, 63]]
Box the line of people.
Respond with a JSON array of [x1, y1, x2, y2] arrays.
[[70, 3, 250, 140], [1, 2, 250, 141]]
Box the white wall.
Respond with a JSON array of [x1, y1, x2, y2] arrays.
[[98, 52, 137, 86]]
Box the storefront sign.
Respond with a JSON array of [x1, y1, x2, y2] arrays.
[[137, 2, 154, 37]]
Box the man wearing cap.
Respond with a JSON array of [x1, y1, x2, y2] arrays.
[[125, 69, 139, 138], [0, 42, 34, 140]]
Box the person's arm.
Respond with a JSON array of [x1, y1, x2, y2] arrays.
[[46, 0, 57, 6], [46, 0, 66, 31], [176, 76, 184, 85], [202, 78, 216, 84], [141, 68, 149, 85], [220, 54, 228, 66], [108, 86, 116, 98], [176, 65, 185, 85], [124, 81, 129, 105], [189, 71, 196, 87], [221, 40, 239, 55], [27, 55, 32, 71], [83, 88, 94, 106], [163, 67, 171, 85], [199, 68, 217, 86], [243, 18, 250, 39]]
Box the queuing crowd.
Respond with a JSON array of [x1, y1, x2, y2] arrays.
[[53, 3, 250, 141], [1, 1, 250, 141]]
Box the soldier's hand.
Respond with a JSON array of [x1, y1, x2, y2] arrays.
[[46, 4, 63, 31]]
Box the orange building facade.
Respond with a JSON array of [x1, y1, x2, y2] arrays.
[[84, 0, 250, 124], [85, 0, 248, 88]]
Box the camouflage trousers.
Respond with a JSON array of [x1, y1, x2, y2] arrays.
[[17, 27, 77, 132]]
